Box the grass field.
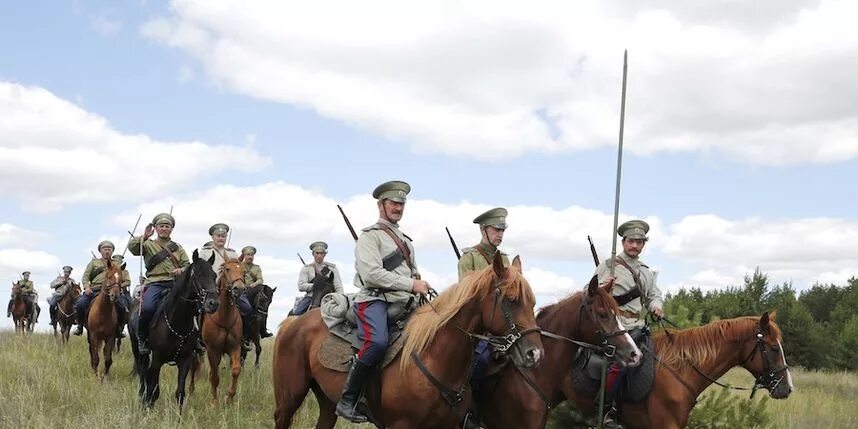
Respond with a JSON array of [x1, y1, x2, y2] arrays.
[[1, 331, 855, 428]]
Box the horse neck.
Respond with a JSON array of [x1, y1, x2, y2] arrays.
[[215, 275, 236, 316], [529, 295, 589, 400], [671, 325, 752, 398], [164, 272, 198, 325], [422, 299, 484, 386], [92, 288, 113, 310]]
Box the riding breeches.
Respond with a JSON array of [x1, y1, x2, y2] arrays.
[[354, 300, 390, 366]]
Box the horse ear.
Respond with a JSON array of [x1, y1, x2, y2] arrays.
[[238, 253, 245, 263], [511, 255, 522, 271], [207, 251, 216, 266], [587, 275, 598, 297], [768, 310, 777, 321], [492, 251, 506, 279], [760, 312, 771, 331], [192, 248, 200, 262]]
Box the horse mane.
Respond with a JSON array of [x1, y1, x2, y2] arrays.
[[400, 266, 535, 372], [536, 283, 620, 326], [654, 316, 782, 370]]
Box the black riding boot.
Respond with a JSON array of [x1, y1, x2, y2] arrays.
[[137, 320, 151, 355], [7, 300, 12, 317], [73, 311, 85, 336], [49, 306, 57, 326], [260, 314, 273, 338], [335, 358, 372, 423]]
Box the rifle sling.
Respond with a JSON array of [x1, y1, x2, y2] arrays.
[[612, 257, 643, 307], [146, 241, 180, 272]]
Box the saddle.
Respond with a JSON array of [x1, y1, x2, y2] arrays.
[[570, 328, 656, 403], [318, 296, 416, 372]]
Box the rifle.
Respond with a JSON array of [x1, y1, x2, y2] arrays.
[[336, 204, 364, 286], [297, 253, 307, 265], [445, 227, 461, 260], [122, 213, 143, 257], [588, 235, 600, 267]]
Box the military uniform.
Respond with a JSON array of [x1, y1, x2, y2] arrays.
[[594, 221, 663, 330], [240, 245, 274, 338], [198, 224, 254, 343], [458, 207, 511, 429], [292, 241, 344, 316], [128, 213, 190, 351], [595, 220, 663, 427], [74, 241, 128, 336], [7, 271, 37, 320], [337, 180, 420, 423], [48, 266, 79, 326]]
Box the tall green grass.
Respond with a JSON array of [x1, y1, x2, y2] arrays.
[[1, 331, 855, 428]]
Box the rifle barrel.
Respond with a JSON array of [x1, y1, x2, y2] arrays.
[[445, 227, 461, 260]]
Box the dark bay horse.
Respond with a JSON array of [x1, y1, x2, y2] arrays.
[[273, 253, 544, 429], [129, 250, 219, 411], [87, 261, 123, 381], [241, 283, 276, 368], [199, 258, 245, 405], [479, 275, 643, 429], [11, 283, 34, 333], [54, 283, 81, 344], [563, 312, 794, 429]]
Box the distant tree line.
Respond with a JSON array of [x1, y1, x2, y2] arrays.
[[664, 269, 858, 371]]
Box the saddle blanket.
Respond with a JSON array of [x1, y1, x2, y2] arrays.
[[571, 331, 656, 403]]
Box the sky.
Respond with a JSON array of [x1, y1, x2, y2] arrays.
[[2, 0, 857, 331]]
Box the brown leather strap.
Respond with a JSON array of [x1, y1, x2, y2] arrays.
[[474, 244, 493, 265], [613, 257, 642, 288], [152, 240, 181, 269], [377, 224, 414, 272]]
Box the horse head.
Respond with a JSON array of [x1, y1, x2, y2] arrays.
[[219, 258, 245, 302], [480, 253, 544, 369], [739, 312, 793, 399], [258, 285, 276, 309], [581, 275, 641, 367], [192, 249, 220, 314], [103, 260, 123, 302]]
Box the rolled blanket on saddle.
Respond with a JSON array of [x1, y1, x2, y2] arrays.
[[320, 293, 353, 329]]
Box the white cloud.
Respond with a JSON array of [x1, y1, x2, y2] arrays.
[[0, 224, 49, 248], [0, 82, 270, 211], [89, 13, 123, 36], [141, 0, 858, 164]]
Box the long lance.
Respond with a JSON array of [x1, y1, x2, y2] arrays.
[[121, 213, 143, 257], [588, 235, 600, 267], [600, 49, 630, 429], [336, 204, 364, 286], [297, 253, 307, 265], [445, 227, 461, 260], [226, 228, 233, 249]]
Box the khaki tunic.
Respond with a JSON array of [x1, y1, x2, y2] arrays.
[[354, 219, 420, 304], [457, 242, 510, 281], [50, 276, 79, 296], [82, 258, 121, 290], [127, 236, 190, 284], [14, 280, 35, 295], [298, 262, 344, 295], [242, 263, 264, 288], [198, 244, 240, 278], [595, 251, 663, 329]]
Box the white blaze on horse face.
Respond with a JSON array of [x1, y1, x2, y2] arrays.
[[616, 316, 642, 365], [778, 339, 794, 391]]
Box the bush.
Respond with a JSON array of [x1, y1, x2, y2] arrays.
[[686, 387, 772, 429]]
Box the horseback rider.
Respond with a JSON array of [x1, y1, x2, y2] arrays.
[[74, 241, 128, 338], [111, 255, 134, 339], [335, 180, 431, 423], [198, 223, 252, 350], [595, 219, 664, 428], [48, 266, 79, 327], [457, 207, 511, 429], [291, 241, 343, 316], [128, 213, 191, 355], [7, 271, 37, 321], [239, 245, 273, 339]]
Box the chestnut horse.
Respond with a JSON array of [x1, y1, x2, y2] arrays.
[[87, 261, 123, 381], [479, 275, 643, 429], [273, 254, 544, 429], [198, 258, 245, 405], [11, 283, 33, 334], [563, 312, 794, 429], [54, 283, 81, 344]]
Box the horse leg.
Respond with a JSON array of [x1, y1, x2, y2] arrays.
[[311, 382, 338, 429], [176, 357, 193, 413], [254, 337, 262, 369], [88, 333, 101, 375], [273, 368, 312, 429], [103, 336, 115, 381], [226, 347, 242, 404], [143, 363, 162, 408], [207, 348, 223, 406]]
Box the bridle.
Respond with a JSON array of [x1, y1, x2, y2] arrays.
[[573, 293, 630, 359]]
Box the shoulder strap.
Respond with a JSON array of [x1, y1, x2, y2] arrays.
[[377, 224, 414, 272], [89, 265, 106, 282], [146, 241, 181, 272], [474, 245, 493, 265], [612, 257, 643, 306]]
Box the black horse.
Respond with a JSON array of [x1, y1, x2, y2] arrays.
[[241, 284, 276, 367], [129, 250, 219, 411]]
